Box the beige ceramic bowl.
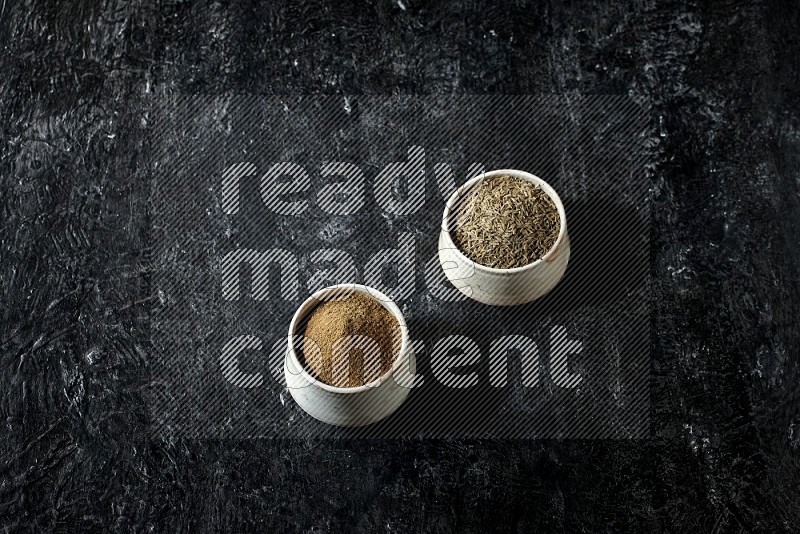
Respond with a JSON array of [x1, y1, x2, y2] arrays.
[[438, 169, 570, 306], [284, 284, 415, 427]]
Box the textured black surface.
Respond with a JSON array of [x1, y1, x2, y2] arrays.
[[1, 0, 799, 531]]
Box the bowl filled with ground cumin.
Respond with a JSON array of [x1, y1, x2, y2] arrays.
[[284, 284, 415, 427], [438, 169, 570, 306]]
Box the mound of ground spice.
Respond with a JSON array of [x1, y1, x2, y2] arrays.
[[452, 175, 561, 269], [302, 292, 400, 388]]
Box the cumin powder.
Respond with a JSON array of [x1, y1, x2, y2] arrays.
[[303, 292, 400, 388], [452, 175, 561, 269]]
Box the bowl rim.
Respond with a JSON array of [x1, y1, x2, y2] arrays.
[[440, 169, 568, 274], [286, 283, 410, 394]]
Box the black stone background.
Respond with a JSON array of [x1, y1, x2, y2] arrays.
[[1, 0, 799, 531]]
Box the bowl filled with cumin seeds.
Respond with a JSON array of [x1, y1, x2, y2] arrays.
[[438, 169, 570, 306], [284, 284, 415, 427]]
